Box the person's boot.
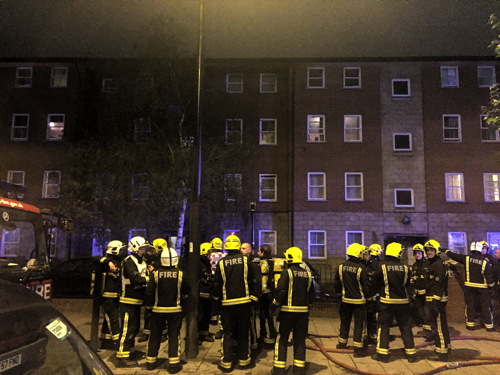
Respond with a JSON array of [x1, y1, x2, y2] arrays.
[[336, 343, 347, 349], [371, 353, 389, 363], [167, 363, 182, 374], [117, 357, 138, 368], [353, 348, 368, 358], [145, 361, 157, 371], [137, 332, 150, 343]]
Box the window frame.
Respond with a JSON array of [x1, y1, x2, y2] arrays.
[[308, 230, 327, 259], [486, 232, 500, 253], [307, 172, 326, 201], [345, 172, 364, 201], [225, 118, 243, 145], [448, 232, 467, 254], [11, 114, 29, 141], [440, 66, 459, 88], [259, 230, 277, 255], [0, 227, 21, 256], [480, 115, 500, 142], [307, 115, 325, 143], [42, 170, 61, 199], [131, 173, 149, 201], [394, 188, 414, 208], [128, 229, 147, 243], [259, 174, 277, 202], [16, 67, 33, 88], [343, 67, 361, 88], [307, 67, 325, 89], [226, 73, 243, 93], [393, 133, 413, 152], [391, 79, 411, 97], [344, 115, 362, 142], [483, 173, 500, 202], [7, 171, 25, 186], [224, 173, 242, 202], [442, 114, 462, 142], [445, 173, 465, 202], [46, 113, 65, 141], [260, 73, 277, 93], [345, 231, 364, 249], [477, 66, 496, 88], [50, 66, 68, 88], [259, 118, 277, 145]]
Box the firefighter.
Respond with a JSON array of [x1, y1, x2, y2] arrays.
[[198, 242, 215, 343], [257, 244, 276, 347], [98, 240, 124, 350], [213, 235, 258, 372], [361, 243, 383, 345], [116, 236, 150, 367], [209, 237, 225, 329], [271, 247, 315, 375], [144, 248, 190, 373], [445, 241, 495, 331], [241, 242, 262, 351], [424, 239, 451, 361], [372, 242, 417, 363], [409, 244, 431, 336], [333, 243, 370, 357]]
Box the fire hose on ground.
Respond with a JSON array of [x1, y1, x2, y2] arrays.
[[306, 332, 500, 374]]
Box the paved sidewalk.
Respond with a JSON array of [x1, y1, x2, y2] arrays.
[[52, 299, 500, 374]]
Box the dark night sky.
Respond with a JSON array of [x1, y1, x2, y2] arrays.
[[1, 0, 498, 59]]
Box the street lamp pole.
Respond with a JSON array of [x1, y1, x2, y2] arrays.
[[250, 202, 256, 249]]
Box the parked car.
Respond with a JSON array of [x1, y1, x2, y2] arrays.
[[50, 257, 97, 298], [0, 279, 112, 374]]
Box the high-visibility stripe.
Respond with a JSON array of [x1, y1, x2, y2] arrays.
[[380, 297, 409, 304], [221, 297, 252, 306], [146, 356, 157, 363], [102, 292, 118, 298], [293, 359, 305, 367], [119, 297, 143, 305], [281, 305, 309, 312], [117, 312, 129, 358], [152, 306, 182, 313], [287, 269, 294, 307]]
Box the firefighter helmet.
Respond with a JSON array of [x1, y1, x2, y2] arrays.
[[284, 247, 303, 263], [106, 240, 124, 256], [412, 243, 424, 253], [470, 241, 482, 253], [386, 242, 405, 258], [224, 235, 241, 251], [368, 244, 383, 257], [200, 242, 211, 255], [128, 236, 146, 252], [211, 237, 222, 250], [480, 241, 490, 253], [346, 243, 365, 258], [424, 239, 441, 254], [152, 238, 168, 253], [160, 248, 179, 267]]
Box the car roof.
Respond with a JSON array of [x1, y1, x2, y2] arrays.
[[0, 279, 48, 312]]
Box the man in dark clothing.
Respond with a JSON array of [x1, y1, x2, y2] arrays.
[[409, 244, 430, 335], [361, 243, 383, 345], [257, 244, 276, 347], [198, 242, 215, 343], [144, 248, 190, 373], [241, 242, 262, 351], [272, 247, 316, 375], [372, 242, 417, 363], [334, 243, 370, 357]]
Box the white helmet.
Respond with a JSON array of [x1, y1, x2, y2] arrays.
[[160, 248, 179, 267], [106, 240, 124, 255], [128, 236, 146, 252], [470, 241, 482, 253]]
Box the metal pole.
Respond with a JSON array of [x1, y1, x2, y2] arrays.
[[250, 202, 256, 249]]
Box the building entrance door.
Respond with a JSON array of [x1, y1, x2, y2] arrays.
[[384, 235, 428, 265]]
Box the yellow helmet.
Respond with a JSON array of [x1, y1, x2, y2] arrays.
[[424, 239, 441, 253], [412, 243, 424, 253], [368, 244, 383, 257], [152, 238, 168, 253], [284, 247, 303, 263], [386, 242, 405, 258], [480, 240, 490, 251], [224, 235, 241, 251], [200, 242, 211, 256], [346, 243, 365, 258], [211, 237, 222, 250]]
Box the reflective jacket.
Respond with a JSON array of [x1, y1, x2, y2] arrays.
[[273, 263, 315, 313], [426, 256, 449, 302], [144, 266, 191, 313], [374, 256, 410, 304], [120, 253, 149, 305], [259, 258, 274, 295], [445, 250, 494, 288], [99, 255, 121, 298], [334, 256, 369, 304], [410, 259, 429, 296]]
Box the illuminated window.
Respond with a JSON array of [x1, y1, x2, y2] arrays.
[[260, 73, 277, 93], [343, 67, 361, 88], [345, 173, 363, 201], [11, 114, 29, 141], [309, 230, 326, 258], [346, 231, 364, 248], [260, 119, 277, 145], [486, 232, 500, 254], [394, 188, 414, 208], [392, 79, 410, 97], [477, 66, 496, 87], [259, 174, 277, 202], [443, 115, 461, 142], [445, 173, 464, 202], [308, 172, 326, 201], [480, 115, 500, 142], [393, 133, 412, 151], [441, 66, 459, 87], [226, 73, 243, 93], [42, 171, 61, 199], [448, 232, 467, 254], [225, 119, 243, 144], [344, 115, 362, 142], [307, 67, 325, 88], [307, 115, 325, 142], [16, 67, 32, 87], [50, 67, 68, 88], [484, 173, 500, 202], [46, 114, 65, 141], [259, 230, 277, 255]]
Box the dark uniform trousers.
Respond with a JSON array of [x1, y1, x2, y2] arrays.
[[427, 300, 450, 354], [101, 297, 120, 341], [464, 286, 493, 328], [411, 294, 429, 328], [198, 296, 212, 334], [259, 292, 277, 344], [377, 303, 416, 357], [339, 302, 366, 349], [221, 303, 252, 367], [117, 303, 142, 358], [249, 302, 259, 349], [147, 312, 183, 365], [365, 299, 379, 341], [274, 311, 309, 370]]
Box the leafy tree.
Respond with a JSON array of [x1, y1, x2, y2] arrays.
[[483, 14, 500, 130]]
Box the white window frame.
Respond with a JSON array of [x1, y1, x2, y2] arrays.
[[0, 227, 20, 256], [392, 79, 411, 97], [448, 232, 467, 254], [483, 173, 500, 202], [307, 67, 325, 89], [128, 229, 147, 243], [7, 171, 25, 186], [486, 232, 500, 253], [260, 73, 277, 93], [225, 119, 243, 145], [393, 133, 413, 151], [442, 114, 462, 142], [131, 173, 149, 201], [259, 174, 277, 202], [224, 173, 242, 202], [259, 230, 277, 255], [16, 67, 33, 88], [308, 230, 327, 259], [480, 115, 500, 142], [345, 231, 364, 249], [42, 171, 61, 199], [343, 67, 361, 88], [46, 113, 65, 141], [307, 172, 326, 201], [394, 188, 414, 208], [11, 114, 29, 141], [345, 173, 364, 201], [344, 115, 362, 142], [307, 115, 325, 142], [134, 117, 151, 144], [441, 66, 459, 88], [259, 118, 277, 145], [445, 173, 464, 202], [50, 67, 68, 88], [477, 66, 496, 88], [226, 73, 243, 93]]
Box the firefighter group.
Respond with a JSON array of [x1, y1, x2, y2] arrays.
[[96, 235, 500, 373]]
